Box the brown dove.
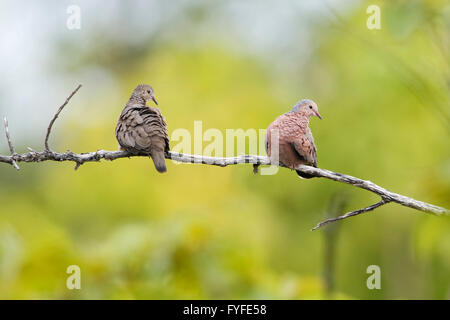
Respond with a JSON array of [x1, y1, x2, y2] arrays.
[[115, 84, 170, 173], [265, 99, 322, 178]]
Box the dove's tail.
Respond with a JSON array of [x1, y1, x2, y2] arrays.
[[150, 150, 167, 173]]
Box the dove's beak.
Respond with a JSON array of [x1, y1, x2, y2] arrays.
[[151, 96, 158, 105], [315, 111, 322, 119]]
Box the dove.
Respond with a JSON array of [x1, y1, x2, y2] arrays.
[[115, 84, 170, 173], [265, 99, 322, 178]]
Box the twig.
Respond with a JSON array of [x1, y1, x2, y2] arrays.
[[44, 84, 82, 151], [4, 117, 15, 155], [312, 199, 387, 231], [3, 117, 19, 170], [0, 86, 448, 229]]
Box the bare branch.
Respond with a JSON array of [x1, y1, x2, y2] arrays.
[[3, 117, 19, 170], [44, 84, 82, 151], [312, 199, 388, 231], [0, 149, 448, 220], [0, 85, 448, 229], [295, 165, 449, 216]]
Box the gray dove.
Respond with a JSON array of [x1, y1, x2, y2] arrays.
[[115, 84, 170, 173]]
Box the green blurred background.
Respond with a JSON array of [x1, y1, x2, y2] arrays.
[[0, 0, 449, 299]]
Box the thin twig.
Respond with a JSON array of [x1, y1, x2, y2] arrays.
[[312, 199, 388, 231], [44, 84, 82, 151], [3, 117, 19, 170], [4, 117, 15, 154]]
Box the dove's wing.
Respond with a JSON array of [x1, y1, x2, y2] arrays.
[[115, 106, 169, 153], [291, 128, 317, 167]]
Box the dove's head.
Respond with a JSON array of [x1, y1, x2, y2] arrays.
[[291, 99, 322, 119], [131, 84, 158, 105]]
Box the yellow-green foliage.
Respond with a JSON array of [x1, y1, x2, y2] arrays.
[[0, 1, 448, 299]]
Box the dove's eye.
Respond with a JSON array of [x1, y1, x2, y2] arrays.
[[147, 90, 151, 94], [309, 105, 313, 109]]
